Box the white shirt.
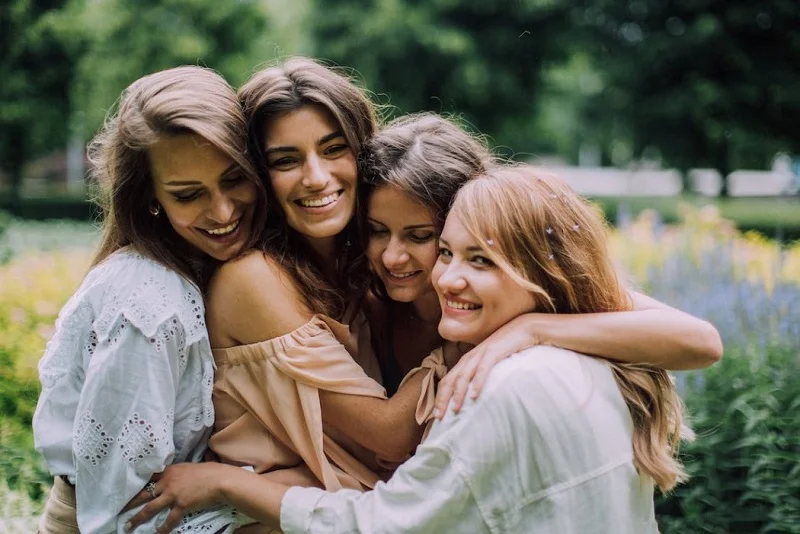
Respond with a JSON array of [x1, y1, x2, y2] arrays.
[[33, 249, 241, 533], [281, 346, 658, 534]]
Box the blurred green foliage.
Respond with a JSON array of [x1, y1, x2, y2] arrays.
[[656, 344, 800, 533], [4, 0, 799, 204]]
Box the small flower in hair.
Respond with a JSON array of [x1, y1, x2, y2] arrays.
[[549, 193, 558, 199], [545, 227, 553, 235], [572, 224, 580, 231], [486, 239, 494, 246], [547, 254, 555, 260]]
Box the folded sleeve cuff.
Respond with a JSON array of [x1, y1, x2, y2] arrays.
[[280, 486, 327, 534]]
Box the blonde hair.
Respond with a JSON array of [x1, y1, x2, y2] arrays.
[[238, 56, 379, 316], [450, 164, 692, 492], [89, 65, 265, 288]]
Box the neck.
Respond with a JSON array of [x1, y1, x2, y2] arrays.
[[412, 290, 442, 324], [305, 235, 338, 275]]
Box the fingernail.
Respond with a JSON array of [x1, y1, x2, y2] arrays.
[[433, 408, 441, 419], [125, 522, 132, 532]]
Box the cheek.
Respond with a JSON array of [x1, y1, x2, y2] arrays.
[[270, 173, 295, 204], [431, 261, 446, 293], [415, 244, 439, 277], [162, 204, 197, 232], [366, 238, 384, 268], [335, 154, 358, 186], [238, 182, 259, 204]]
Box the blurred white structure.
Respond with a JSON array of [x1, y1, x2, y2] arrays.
[[532, 159, 798, 197], [543, 166, 682, 196]]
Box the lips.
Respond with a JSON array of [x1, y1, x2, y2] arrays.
[[202, 219, 240, 236], [444, 298, 481, 311], [296, 191, 341, 208]]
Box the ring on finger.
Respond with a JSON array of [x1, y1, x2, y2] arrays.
[[145, 481, 158, 499]]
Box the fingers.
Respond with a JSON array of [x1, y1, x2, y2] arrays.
[[125, 494, 172, 531], [449, 355, 481, 413], [156, 506, 186, 534], [121, 488, 150, 513], [433, 373, 456, 419], [470, 353, 506, 400]]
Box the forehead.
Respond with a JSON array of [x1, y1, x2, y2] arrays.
[[148, 133, 234, 185], [264, 105, 342, 147], [440, 212, 474, 245], [368, 186, 435, 223]]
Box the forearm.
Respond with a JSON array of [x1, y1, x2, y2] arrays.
[[524, 309, 722, 370], [321, 370, 427, 461]]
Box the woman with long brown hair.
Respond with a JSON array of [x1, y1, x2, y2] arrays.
[[32, 65, 266, 533]]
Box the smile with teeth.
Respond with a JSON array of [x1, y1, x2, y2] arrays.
[[204, 220, 239, 236], [298, 191, 340, 208], [388, 271, 419, 279], [446, 300, 481, 310]]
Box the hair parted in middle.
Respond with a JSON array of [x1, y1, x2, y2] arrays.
[[355, 112, 496, 301], [450, 164, 693, 493], [238, 56, 380, 317]]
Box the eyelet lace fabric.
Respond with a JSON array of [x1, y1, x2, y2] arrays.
[[33, 250, 234, 533]]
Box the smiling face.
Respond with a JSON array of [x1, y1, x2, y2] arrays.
[[432, 211, 537, 345], [367, 185, 439, 305], [149, 133, 258, 261], [264, 105, 357, 249]]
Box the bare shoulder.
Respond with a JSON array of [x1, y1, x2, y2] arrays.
[[206, 250, 313, 346]]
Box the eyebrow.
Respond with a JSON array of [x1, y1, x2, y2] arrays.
[[368, 218, 436, 231], [265, 130, 345, 156], [438, 238, 483, 252], [163, 164, 237, 186]]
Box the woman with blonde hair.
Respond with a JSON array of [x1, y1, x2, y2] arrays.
[[32, 65, 266, 532], [127, 153, 700, 532]]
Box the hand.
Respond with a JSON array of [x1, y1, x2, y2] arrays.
[[433, 316, 540, 418], [125, 462, 232, 533]]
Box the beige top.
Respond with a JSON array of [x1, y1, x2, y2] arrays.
[[209, 313, 390, 491]]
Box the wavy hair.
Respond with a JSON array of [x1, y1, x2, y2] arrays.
[[450, 164, 692, 492], [89, 66, 265, 289], [238, 56, 379, 316]]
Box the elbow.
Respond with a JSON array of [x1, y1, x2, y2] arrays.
[[693, 321, 724, 368], [374, 439, 415, 463], [372, 425, 419, 463]]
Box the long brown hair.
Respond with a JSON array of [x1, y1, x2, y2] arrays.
[[89, 66, 265, 288], [450, 164, 692, 492], [357, 112, 495, 300], [238, 56, 380, 317]]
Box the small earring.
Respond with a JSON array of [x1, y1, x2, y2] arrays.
[[149, 203, 161, 216]]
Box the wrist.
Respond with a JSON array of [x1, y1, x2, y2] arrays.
[[514, 313, 551, 346]]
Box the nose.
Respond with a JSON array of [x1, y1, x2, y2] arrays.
[[435, 261, 467, 293], [208, 191, 235, 223], [302, 155, 331, 190], [382, 237, 410, 269]]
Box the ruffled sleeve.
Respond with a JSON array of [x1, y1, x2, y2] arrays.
[[211, 315, 388, 492], [397, 347, 449, 442]]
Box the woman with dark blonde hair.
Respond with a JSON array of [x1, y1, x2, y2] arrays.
[[359, 113, 721, 414], [32, 65, 266, 533], [126, 164, 693, 533], [126, 115, 715, 533]]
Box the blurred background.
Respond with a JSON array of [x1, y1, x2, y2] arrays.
[[1, 0, 799, 532]]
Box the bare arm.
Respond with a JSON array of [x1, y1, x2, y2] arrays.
[[208, 251, 426, 463], [434, 291, 722, 416], [319, 371, 427, 462], [530, 291, 723, 370]]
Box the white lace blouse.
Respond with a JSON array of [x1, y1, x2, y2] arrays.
[[33, 249, 241, 533]]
